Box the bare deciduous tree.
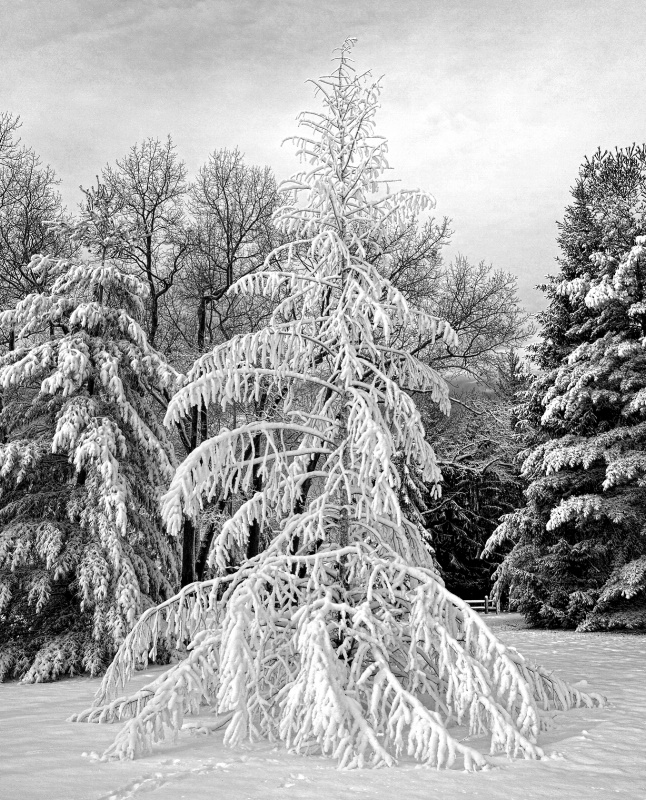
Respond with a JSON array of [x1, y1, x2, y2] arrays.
[[373, 216, 451, 306], [162, 149, 281, 585], [0, 113, 68, 326], [417, 255, 532, 387], [102, 136, 188, 346]]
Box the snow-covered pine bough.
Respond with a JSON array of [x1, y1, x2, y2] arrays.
[[70, 38, 604, 770]]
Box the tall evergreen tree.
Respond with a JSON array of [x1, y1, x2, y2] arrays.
[[74, 41, 597, 769], [0, 190, 181, 681], [489, 146, 646, 629]]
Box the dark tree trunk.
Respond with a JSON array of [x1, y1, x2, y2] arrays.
[[146, 234, 159, 345], [181, 517, 197, 586], [200, 402, 208, 443], [179, 294, 211, 583], [189, 404, 199, 451], [247, 518, 261, 560], [195, 498, 228, 580], [198, 296, 209, 443], [246, 433, 263, 559], [0, 329, 15, 442]]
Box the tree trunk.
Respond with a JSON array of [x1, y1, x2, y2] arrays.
[[246, 438, 263, 559], [146, 234, 158, 345], [180, 295, 210, 583], [246, 518, 261, 560], [200, 402, 208, 443], [0, 330, 12, 444], [198, 296, 209, 444], [181, 517, 197, 586]]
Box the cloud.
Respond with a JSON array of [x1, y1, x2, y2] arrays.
[[3, 0, 646, 316]]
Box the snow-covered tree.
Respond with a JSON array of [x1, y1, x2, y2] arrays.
[[488, 146, 646, 630], [0, 190, 181, 681], [73, 40, 599, 768]]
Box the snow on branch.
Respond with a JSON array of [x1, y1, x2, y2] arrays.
[[0, 220, 181, 677], [75, 39, 604, 770], [161, 420, 335, 535], [78, 541, 601, 767]]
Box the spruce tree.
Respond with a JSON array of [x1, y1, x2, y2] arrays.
[[0, 186, 181, 680], [74, 40, 599, 769], [489, 146, 646, 629]]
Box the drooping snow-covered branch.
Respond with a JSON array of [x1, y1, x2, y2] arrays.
[[0, 221, 180, 681], [75, 39, 602, 768]]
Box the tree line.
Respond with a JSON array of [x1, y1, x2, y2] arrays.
[[1, 96, 644, 683], [0, 108, 527, 679]]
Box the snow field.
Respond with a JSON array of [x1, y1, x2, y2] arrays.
[[2, 617, 645, 800]]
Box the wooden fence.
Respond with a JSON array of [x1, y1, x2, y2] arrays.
[[464, 596, 498, 614]]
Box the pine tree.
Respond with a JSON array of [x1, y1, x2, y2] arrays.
[[489, 146, 646, 629], [0, 185, 181, 681], [73, 40, 599, 768]]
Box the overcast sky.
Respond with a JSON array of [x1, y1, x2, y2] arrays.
[[2, 0, 645, 313]]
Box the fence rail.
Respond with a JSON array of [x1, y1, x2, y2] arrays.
[[464, 596, 496, 614]]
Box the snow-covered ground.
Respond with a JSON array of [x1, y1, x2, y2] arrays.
[[2, 615, 645, 800]]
